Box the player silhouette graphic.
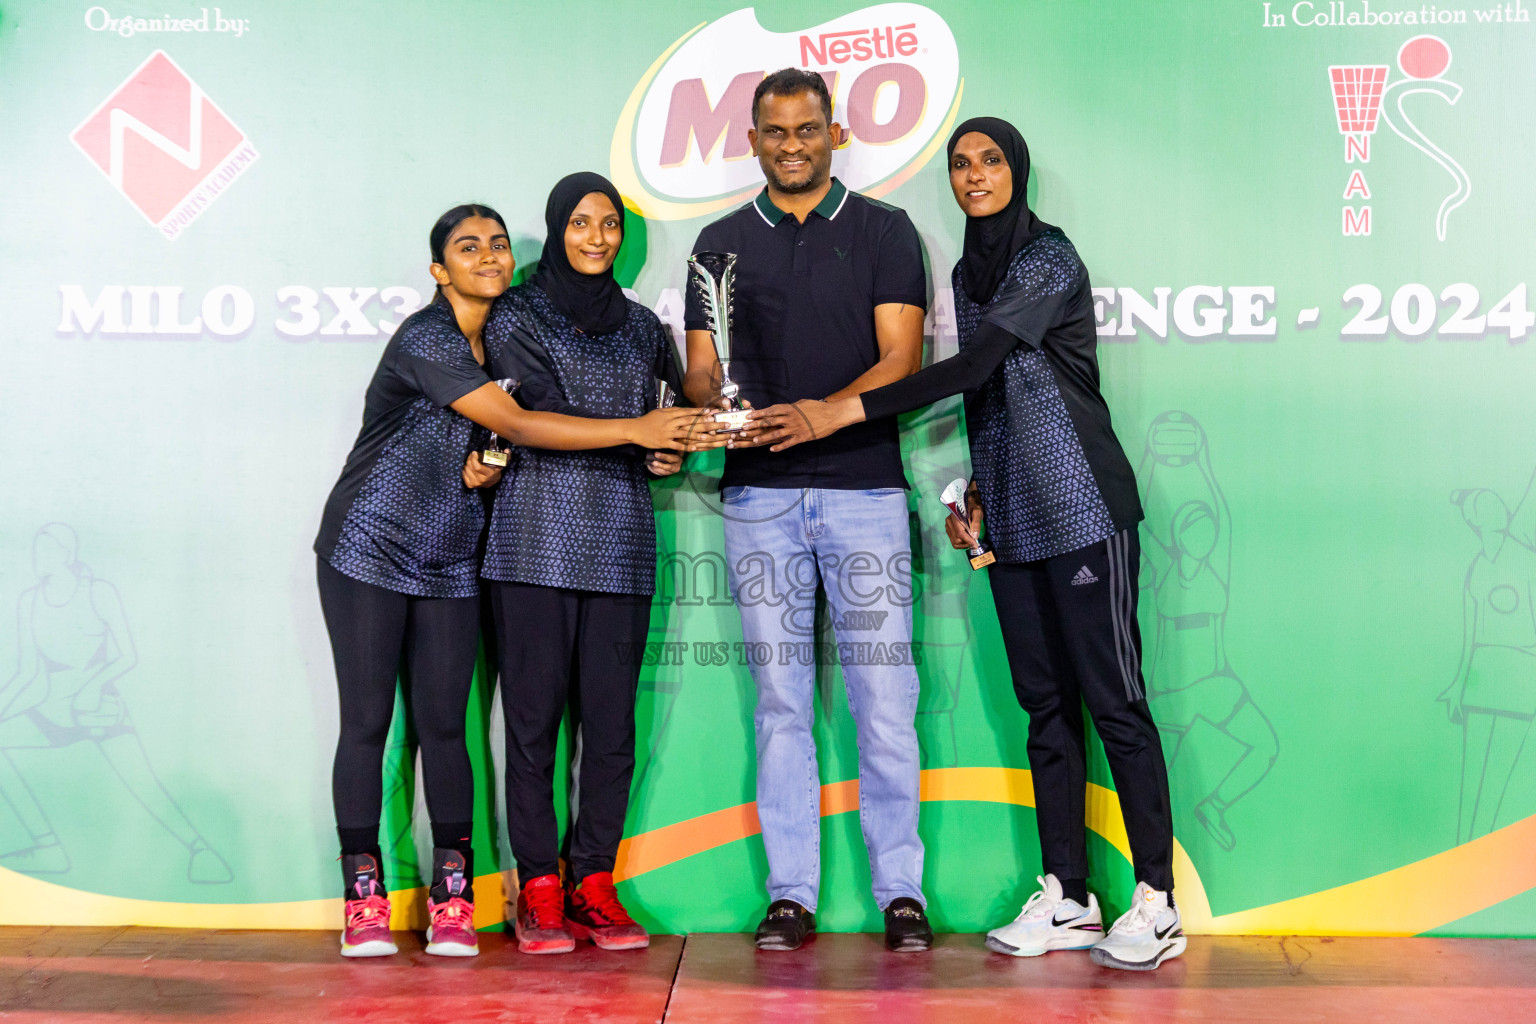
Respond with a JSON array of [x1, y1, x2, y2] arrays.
[[1440, 467, 1536, 843], [0, 524, 231, 882], [1139, 413, 1279, 852]]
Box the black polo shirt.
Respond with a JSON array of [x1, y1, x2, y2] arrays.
[[684, 177, 927, 491]]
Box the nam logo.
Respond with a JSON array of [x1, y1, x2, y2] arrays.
[[611, 4, 961, 220], [1329, 35, 1468, 240], [71, 50, 259, 241]]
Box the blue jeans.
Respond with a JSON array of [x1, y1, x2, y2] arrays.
[[722, 485, 926, 912]]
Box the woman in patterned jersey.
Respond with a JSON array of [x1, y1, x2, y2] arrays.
[[475, 174, 688, 955], [314, 203, 714, 959]]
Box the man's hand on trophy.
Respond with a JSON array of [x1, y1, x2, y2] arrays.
[[747, 397, 861, 452], [645, 451, 684, 476], [462, 452, 505, 489]]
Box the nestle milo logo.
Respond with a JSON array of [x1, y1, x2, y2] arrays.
[[612, 4, 962, 220]]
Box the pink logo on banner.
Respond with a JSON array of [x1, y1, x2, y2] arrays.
[[1327, 35, 1466, 241], [71, 50, 258, 240]]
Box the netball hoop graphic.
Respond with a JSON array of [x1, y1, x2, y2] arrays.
[[1329, 36, 1469, 241], [1329, 63, 1389, 137]]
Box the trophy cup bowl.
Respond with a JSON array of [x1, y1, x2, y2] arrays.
[[688, 251, 752, 433], [941, 477, 995, 570]]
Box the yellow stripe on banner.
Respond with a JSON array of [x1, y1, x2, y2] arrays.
[[3, 766, 1533, 933]]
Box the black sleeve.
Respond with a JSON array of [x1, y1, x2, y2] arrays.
[[514, 372, 585, 417], [396, 316, 490, 408], [488, 316, 589, 418], [860, 245, 1080, 422], [871, 209, 928, 310], [859, 321, 1021, 421]]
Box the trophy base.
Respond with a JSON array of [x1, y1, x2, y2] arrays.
[[968, 549, 997, 570], [480, 449, 509, 468], [712, 408, 752, 433]]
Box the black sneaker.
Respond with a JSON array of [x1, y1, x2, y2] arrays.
[[884, 897, 933, 952], [754, 899, 816, 951]]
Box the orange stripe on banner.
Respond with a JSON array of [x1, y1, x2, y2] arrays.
[[613, 801, 762, 884]]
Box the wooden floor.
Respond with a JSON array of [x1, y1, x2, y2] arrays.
[[2, 927, 1533, 1022]]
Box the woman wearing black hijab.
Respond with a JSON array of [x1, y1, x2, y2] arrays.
[[477, 173, 688, 955], [750, 118, 1183, 971]]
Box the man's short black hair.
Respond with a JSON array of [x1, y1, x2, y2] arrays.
[[752, 68, 833, 128]]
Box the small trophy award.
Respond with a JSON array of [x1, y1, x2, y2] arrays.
[[480, 377, 517, 468], [941, 477, 995, 570], [687, 251, 751, 433], [655, 378, 677, 410]]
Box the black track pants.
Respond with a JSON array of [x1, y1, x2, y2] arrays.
[[318, 557, 480, 836], [987, 529, 1175, 892], [488, 581, 651, 882]]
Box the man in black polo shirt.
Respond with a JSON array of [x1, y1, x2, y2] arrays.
[[682, 68, 932, 952]]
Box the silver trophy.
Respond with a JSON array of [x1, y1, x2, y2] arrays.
[[480, 377, 518, 468], [941, 477, 995, 570], [687, 251, 751, 432], [655, 377, 676, 410]]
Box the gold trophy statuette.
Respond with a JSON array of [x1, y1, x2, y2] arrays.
[[687, 251, 751, 433], [941, 477, 996, 570], [480, 377, 517, 468]]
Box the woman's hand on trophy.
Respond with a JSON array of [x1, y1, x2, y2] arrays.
[[944, 490, 983, 550], [633, 407, 733, 452], [462, 452, 504, 489], [645, 450, 685, 476], [746, 397, 862, 452]]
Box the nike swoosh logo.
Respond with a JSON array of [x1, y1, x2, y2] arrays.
[[1155, 922, 1181, 940], [1052, 912, 1082, 927]]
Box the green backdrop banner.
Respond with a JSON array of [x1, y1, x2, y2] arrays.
[[1, 0, 1534, 936]]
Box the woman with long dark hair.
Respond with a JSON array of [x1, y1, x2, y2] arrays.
[[476, 174, 684, 955], [748, 119, 1184, 971], [315, 203, 710, 958]]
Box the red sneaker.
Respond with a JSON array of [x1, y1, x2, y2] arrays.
[[515, 874, 575, 954], [339, 853, 396, 958], [567, 872, 650, 950], [425, 849, 478, 957], [425, 889, 479, 957]]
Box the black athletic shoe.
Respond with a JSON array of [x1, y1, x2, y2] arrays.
[[754, 899, 816, 951], [884, 897, 933, 952]]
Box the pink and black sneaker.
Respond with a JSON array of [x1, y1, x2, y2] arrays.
[[515, 874, 576, 954], [339, 852, 397, 958], [567, 871, 649, 951], [424, 847, 478, 957]]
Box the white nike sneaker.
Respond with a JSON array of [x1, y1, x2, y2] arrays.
[[1089, 882, 1186, 971], [984, 874, 1103, 957]]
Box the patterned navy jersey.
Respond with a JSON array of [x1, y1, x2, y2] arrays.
[[955, 231, 1141, 563], [480, 282, 679, 595], [315, 300, 491, 597]]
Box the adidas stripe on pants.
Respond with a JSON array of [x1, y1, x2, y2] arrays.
[[987, 528, 1175, 893]]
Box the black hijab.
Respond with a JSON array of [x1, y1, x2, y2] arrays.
[[948, 117, 1054, 305], [529, 171, 630, 335]]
